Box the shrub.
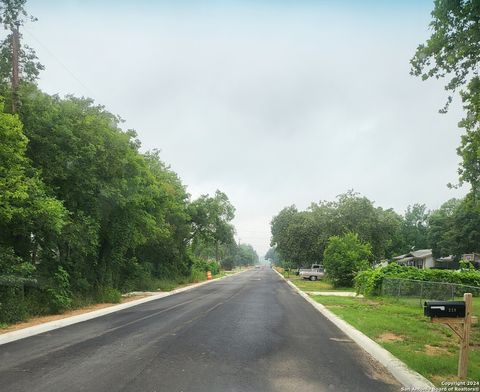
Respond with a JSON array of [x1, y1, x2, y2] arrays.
[[191, 257, 220, 276], [323, 232, 372, 287], [207, 261, 220, 275], [355, 262, 480, 296], [189, 269, 206, 283], [44, 266, 73, 313], [96, 287, 122, 303], [459, 260, 475, 271]]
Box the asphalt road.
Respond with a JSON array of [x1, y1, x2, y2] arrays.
[[0, 269, 400, 392]]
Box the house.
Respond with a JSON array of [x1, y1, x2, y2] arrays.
[[434, 255, 458, 270], [463, 253, 480, 265], [393, 249, 434, 269]]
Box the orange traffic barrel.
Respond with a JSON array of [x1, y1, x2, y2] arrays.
[[207, 271, 212, 280]]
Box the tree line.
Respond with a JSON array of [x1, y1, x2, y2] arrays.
[[267, 191, 480, 269], [0, 0, 258, 324]]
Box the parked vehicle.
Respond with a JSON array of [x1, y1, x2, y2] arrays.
[[299, 264, 325, 281]]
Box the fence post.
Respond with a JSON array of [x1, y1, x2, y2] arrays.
[[420, 281, 423, 306]]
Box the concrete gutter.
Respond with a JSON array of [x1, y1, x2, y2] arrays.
[[305, 291, 363, 297], [0, 269, 250, 346], [274, 269, 435, 390]]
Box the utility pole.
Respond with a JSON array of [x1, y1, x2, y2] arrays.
[[11, 22, 20, 113]]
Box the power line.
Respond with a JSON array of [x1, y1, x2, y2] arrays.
[[22, 26, 97, 98]]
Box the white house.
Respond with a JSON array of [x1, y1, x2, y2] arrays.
[[393, 249, 434, 269]]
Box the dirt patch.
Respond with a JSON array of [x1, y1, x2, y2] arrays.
[[0, 294, 151, 335], [424, 344, 452, 357], [377, 332, 404, 343]]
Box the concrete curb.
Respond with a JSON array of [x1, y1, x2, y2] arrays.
[[305, 291, 363, 298], [0, 269, 250, 346], [274, 269, 435, 389]]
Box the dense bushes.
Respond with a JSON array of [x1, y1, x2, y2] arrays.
[[192, 257, 220, 276], [355, 263, 480, 296], [323, 233, 372, 287]]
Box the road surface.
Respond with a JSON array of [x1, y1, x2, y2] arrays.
[[0, 269, 400, 392]]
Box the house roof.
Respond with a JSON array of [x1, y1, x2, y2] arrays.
[[410, 249, 432, 258], [437, 255, 454, 262], [393, 249, 432, 261]]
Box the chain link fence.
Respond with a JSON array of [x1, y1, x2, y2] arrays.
[[0, 275, 39, 324], [0, 275, 37, 287], [382, 277, 480, 306]]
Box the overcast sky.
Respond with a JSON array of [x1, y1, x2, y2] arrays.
[[22, 0, 468, 256]]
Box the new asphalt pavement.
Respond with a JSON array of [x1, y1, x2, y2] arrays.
[[0, 268, 400, 392]]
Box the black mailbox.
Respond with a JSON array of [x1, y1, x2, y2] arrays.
[[424, 301, 466, 318]]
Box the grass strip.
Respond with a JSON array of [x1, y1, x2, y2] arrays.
[[285, 273, 355, 292], [311, 295, 480, 385]]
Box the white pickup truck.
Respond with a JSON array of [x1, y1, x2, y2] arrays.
[[299, 264, 325, 281]]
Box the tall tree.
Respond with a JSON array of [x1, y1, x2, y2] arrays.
[[0, 0, 43, 111], [264, 247, 281, 264], [189, 190, 236, 262], [401, 204, 430, 252], [0, 97, 66, 264], [429, 197, 480, 258], [411, 1, 480, 193]]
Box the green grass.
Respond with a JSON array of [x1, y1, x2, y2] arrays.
[[311, 295, 480, 384], [285, 274, 355, 292]]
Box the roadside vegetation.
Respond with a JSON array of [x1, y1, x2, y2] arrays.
[[0, 1, 259, 326], [355, 263, 480, 297]]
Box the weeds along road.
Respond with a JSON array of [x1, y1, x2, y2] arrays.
[[0, 269, 400, 392]]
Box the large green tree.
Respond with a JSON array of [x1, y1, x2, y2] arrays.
[[400, 204, 430, 252], [0, 98, 66, 262], [189, 190, 236, 263], [0, 0, 43, 104], [429, 197, 480, 258], [264, 247, 282, 265], [411, 0, 480, 193]]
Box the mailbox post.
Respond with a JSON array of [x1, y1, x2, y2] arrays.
[[424, 293, 475, 379]]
